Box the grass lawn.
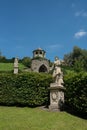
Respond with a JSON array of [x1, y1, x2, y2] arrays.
[[0, 106, 87, 130], [0, 63, 25, 72]]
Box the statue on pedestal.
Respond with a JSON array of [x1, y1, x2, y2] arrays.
[[49, 56, 65, 111]]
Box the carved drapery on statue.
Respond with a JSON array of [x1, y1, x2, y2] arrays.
[[53, 57, 64, 86]]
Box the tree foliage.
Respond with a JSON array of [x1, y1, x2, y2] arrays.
[[0, 52, 6, 63], [63, 46, 87, 72], [21, 57, 31, 68]]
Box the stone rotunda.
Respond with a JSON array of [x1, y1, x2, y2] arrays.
[[31, 48, 50, 73]]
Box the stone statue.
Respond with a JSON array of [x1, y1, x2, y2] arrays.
[[53, 57, 64, 86], [14, 57, 18, 74], [49, 57, 65, 111], [14, 58, 18, 67], [49, 56, 65, 111]]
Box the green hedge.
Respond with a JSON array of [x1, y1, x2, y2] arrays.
[[64, 72, 87, 114], [0, 71, 87, 113], [0, 72, 53, 107]]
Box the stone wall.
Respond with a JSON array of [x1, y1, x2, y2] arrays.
[[31, 59, 49, 72]]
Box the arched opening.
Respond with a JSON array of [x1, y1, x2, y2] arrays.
[[39, 64, 48, 72]]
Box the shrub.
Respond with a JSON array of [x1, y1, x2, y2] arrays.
[[64, 72, 87, 114], [0, 72, 53, 107]]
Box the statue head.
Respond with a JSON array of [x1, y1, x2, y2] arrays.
[[14, 57, 18, 62], [55, 56, 59, 61]]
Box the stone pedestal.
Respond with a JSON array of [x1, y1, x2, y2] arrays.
[[14, 67, 18, 74], [49, 83, 65, 111]]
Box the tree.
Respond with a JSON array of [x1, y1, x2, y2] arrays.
[[22, 57, 31, 68], [64, 53, 73, 66], [0, 51, 2, 57], [63, 46, 87, 72], [0, 55, 6, 62]]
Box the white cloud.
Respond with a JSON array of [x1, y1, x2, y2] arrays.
[[74, 29, 87, 39], [75, 10, 87, 17]]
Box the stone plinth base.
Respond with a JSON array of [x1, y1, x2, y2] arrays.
[[14, 67, 18, 74], [49, 104, 60, 111], [49, 83, 65, 111]]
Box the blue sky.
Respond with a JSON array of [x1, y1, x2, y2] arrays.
[[0, 0, 87, 61]]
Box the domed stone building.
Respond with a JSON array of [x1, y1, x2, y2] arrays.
[[31, 48, 50, 73]]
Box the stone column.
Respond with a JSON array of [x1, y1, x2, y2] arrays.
[[14, 57, 18, 74]]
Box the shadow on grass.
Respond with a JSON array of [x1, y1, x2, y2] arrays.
[[64, 104, 87, 120], [39, 104, 87, 120]]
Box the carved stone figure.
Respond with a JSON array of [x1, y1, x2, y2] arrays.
[[14, 57, 18, 74], [14, 58, 18, 67], [53, 57, 64, 86]]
